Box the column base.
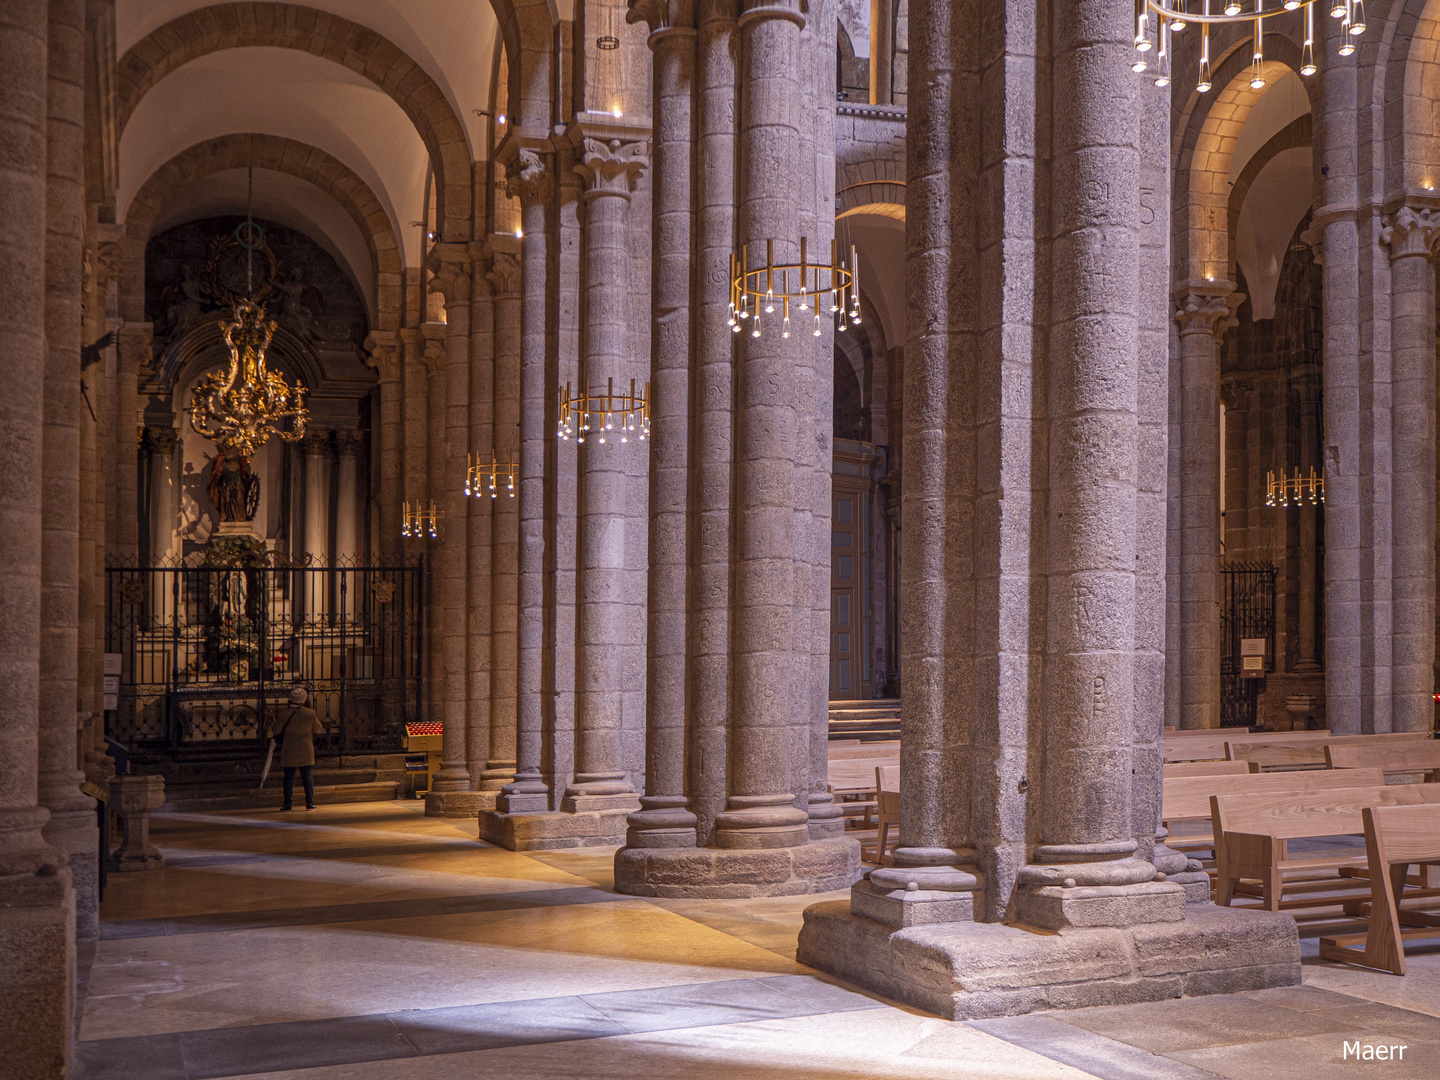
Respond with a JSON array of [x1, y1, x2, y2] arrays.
[[0, 868, 74, 1077], [797, 900, 1299, 1020], [479, 807, 633, 850], [423, 790, 486, 818], [613, 836, 862, 898]]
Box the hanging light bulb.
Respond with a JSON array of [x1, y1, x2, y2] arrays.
[[782, 297, 791, 339], [1330, 0, 1347, 15], [1301, 4, 1317, 75], [1349, 0, 1365, 34], [1197, 20, 1212, 92], [1224, 1, 1241, 15], [1171, 0, 1187, 32], [1250, 12, 1266, 91], [1155, 22, 1171, 87]]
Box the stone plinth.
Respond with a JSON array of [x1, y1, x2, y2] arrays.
[[424, 790, 485, 819], [109, 774, 165, 872], [480, 807, 632, 850], [797, 901, 1299, 1020], [614, 838, 862, 899]]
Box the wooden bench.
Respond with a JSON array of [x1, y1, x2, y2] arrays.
[[1164, 729, 1332, 764], [1211, 783, 1440, 913], [1326, 741, 1440, 782], [1162, 768, 1385, 863], [1228, 731, 1433, 772], [829, 741, 900, 760], [827, 756, 899, 827], [1164, 760, 1256, 779], [1318, 803, 1440, 974]]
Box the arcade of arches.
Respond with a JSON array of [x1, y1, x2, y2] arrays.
[[7, 1, 1440, 1077]]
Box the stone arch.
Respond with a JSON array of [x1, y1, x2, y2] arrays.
[[493, 0, 556, 134], [1389, 0, 1440, 197], [1227, 114, 1314, 283], [116, 3, 472, 241], [1173, 30, 1312, 285], [120, 134, 403, 330]]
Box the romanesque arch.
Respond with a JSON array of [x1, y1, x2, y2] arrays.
[[120, 133, 403, 330], [116, 3, 473, 240]]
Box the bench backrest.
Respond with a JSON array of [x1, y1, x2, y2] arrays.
[[1211, 783, 1440, 841], [1230, 732, 1433, 770], [1164, 760, 1255, 778], [827, 757, 896, 790], [876, 765, 899, 793], [1365, 803, 1440, 866], [1163, 767, 1385, 822], [1326, 741, 1440, 774], [1164, 729, 1333, 762], [829, 742, 901, 760]]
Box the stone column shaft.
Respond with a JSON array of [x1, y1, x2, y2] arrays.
[[869, 0, 893, 105], [570, 139, 647, 810], [628, 13, 699, 848], [466, 254, 495, 790], [303, 436, 330, 623], [1295, 373, 1322, 672], [40, 0, 98, 943], [497, 147, 553, 812], [147, 429, 178, 624], [364, 333, 402, 564], [1174, 290, 1233, 729], [485, 252, 521, 789], [716, 0, 811, 849], [1380, 208, 1438, 733], [421, 328, 445, 724], [427, 251, 474, 798]]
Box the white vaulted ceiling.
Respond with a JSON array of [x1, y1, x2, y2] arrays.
[[116, 1, 505, 282]]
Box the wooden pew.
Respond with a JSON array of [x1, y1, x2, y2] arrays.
[[1318, 803, 1440, 974], [829, 741, 900, 761], [1164, 760, 1256, 778], [872, 765, 899, 866], [1326, 741, 1440, 782], [1211, 783, 1440, 913], [1164, 729, 1332, 764], [827, 755, 899, 828], [1162, 768, 1385, 862], [1228, 731, 1432, 772]]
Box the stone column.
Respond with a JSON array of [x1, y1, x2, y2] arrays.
[[488, 145, 553, 824], [147, 427, 178, 624], [114, 324, 149, 562], [798, 0, 1297, 1019], [621, 1, 699, 855], [421, 325, 445, 724], [302, 432, 330, 623], [40, 0, 99, 944], [1380, 207, 1437, 733], [1294, 367, 1323, 673], [424, 246, 481, 813], [481, 247, 521, 804], [869, 0, 893, 105], [1173, 287, 1235, 729], [334, 430, 360, 622], [546, 136, 649, 841], [0, 2, 75, 1070], [363, 331, 402, 563], [466, 245, 495, 791]]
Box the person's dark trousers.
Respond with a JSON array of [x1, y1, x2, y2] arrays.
[[282, 765, 315, 809]]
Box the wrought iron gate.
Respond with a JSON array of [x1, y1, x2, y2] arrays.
[[105, 553, 423, 760], [1220, 561, 1277, 728]]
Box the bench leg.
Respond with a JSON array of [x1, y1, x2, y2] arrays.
[[1263, 866, 1284, 911], [1362, 862, 1409, 976]]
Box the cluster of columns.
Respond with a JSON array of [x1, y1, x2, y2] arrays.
[[1, 0, 120, 1069]]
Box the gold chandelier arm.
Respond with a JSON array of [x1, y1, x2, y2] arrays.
[[1145, 0, 1316, 21]]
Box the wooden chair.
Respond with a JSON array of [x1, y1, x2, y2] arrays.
[[1164, 760, 1256, 778], [1211, 783, 1440, 913], [873, 765, 899, 866], [827, 756, 898, 828], [1326, 741, 1440, 782], [1318, 803, 1440, 975]]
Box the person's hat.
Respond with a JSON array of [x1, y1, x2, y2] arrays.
[[289, 686, 308, 704]]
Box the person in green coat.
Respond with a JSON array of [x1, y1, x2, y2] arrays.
[[276, 686, 324, 811]]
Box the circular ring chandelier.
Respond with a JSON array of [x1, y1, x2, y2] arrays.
[[729, 237, 857, 339], [1133, 1, 1366, 91]]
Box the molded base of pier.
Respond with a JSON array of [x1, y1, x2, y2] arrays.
[[796, 900, 1300, 1020], [479, 806, 634, 850], [613, 837, 862, 898], [423, 791, 486, 818]]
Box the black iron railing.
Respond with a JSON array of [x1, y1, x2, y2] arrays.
[[1220, 560, 1277, 728], [104, 553, 423, 761]]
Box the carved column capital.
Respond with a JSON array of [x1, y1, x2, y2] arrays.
[[503, 145, 551, 205], [1174, 289, 1239, 338], [627, 0, 696, 39], [1219, 378, 1253, 411], [487, 251, 522, 297], [421, 324, 447, 374], [1381, 206, 1440, 262], [334, 429, 362, 457], [1299, 224, 1324, 266], [301, 430, 332, 457], [426, 243, 473, 305], [147, 426, 178, 456], [575, 138, 650, 202], [363, 330, 402, 381]]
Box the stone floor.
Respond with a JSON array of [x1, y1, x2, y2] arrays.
[[79, 802, 1440, 1079]]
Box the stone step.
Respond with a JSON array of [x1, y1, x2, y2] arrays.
[[160, 780, 401, 813]]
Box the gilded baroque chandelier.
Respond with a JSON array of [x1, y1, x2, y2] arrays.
[[1133, 1, 1367, 90], [728, 237, 857, 339], [557, 377, 650, 445], [188, 170, 309, 458], [466, 452, 518, 498], [1266, 466, 1325, 507]]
